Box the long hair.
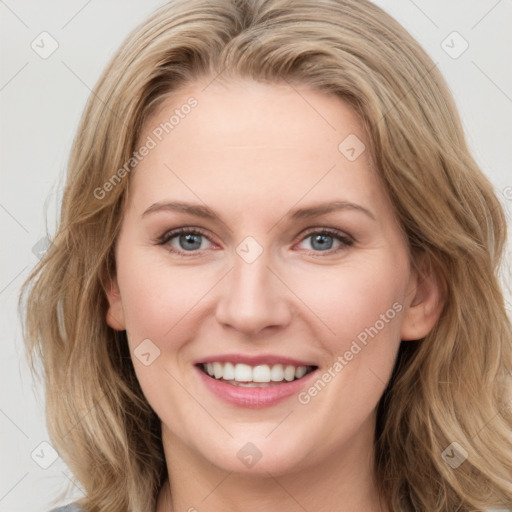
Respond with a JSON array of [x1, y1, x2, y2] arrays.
[[20, 1, 512, 510]]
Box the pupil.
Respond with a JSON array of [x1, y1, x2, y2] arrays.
[[180, 233, 201, 250], [311, 234, 333, 251]]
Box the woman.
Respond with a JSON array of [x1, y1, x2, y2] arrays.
[[21, 0, 512, 510]]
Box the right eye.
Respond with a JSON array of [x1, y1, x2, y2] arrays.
[[157, 228, 215, 255]]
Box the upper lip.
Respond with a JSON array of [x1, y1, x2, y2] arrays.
[[195, 353, 318, 367]]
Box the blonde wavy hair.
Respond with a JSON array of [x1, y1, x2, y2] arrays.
[[20, 0, 512, 511]]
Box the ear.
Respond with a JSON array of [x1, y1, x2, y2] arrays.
[[104, 274, 126, 331], [401, 257, 445, 341]]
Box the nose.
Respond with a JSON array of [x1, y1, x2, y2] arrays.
[[215, 251, 292, 336]]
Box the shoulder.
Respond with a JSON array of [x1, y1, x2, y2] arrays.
[[49, 505, 84, 512]]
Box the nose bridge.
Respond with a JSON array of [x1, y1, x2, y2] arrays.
[[215, 244, 291, 334]]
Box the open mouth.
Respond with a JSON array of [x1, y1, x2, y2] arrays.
[[197, 362, 318, 387]]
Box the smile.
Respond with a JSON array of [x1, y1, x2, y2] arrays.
[[195, 358, 319, 408], [199, 362, 316, 386]]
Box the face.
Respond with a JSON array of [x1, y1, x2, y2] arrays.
[[106, 79, 439, 476]]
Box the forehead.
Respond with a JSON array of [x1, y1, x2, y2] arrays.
[[130, 80, 383, 216]]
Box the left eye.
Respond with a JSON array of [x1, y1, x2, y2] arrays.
[[169, 232, 211, 251]]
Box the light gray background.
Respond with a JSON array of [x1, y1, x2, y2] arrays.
[[1, 1, 511, 511]]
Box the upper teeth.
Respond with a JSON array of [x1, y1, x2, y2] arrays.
[[203, 362, 310, 383]]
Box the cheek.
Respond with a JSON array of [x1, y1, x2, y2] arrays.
[[114, 249, 207, 415], [289, 259, 406, 437], [117, 248, 201, 335], [288, 257, 407, 349]]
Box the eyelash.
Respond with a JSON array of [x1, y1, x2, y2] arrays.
[[156, 226, 354, 257]]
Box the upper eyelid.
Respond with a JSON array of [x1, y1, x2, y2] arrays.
[[160, 227, 214, 244]]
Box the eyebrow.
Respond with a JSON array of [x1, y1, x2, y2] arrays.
[[141, 199, 375, 222], [290, 200, 375, 221], [142, 201, 217, 220]]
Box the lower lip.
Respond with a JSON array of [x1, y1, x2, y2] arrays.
[[195, 366, 318, 408]]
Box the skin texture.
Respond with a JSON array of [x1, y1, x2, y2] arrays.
[[106, 79, 442, 512]]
